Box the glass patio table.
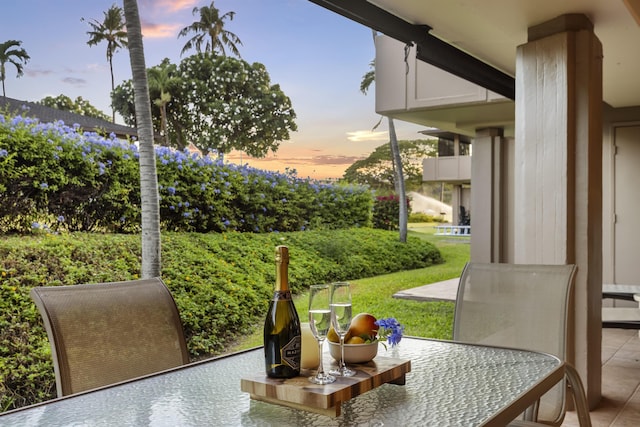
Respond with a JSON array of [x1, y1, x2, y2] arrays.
[[0, 337, 564, 426]]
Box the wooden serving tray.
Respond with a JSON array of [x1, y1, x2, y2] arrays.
[[240, 355, 411, 416]]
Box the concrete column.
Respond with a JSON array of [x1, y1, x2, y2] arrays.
[[514, 14, 602, 407], [451, 187, 460, 225], [471, 128, 509, 263]]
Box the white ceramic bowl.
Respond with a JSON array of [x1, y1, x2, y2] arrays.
[[328, 341, 378, 363]]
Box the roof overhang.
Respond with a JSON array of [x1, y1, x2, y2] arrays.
[[310, 0, 640, 109], [309, 0, 515, 100]]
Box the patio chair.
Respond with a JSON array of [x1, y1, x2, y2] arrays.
[[453, 262, 591, 426], [30, 278, 190, 397]]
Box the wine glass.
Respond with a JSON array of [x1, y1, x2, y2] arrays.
[[329, 282, 356, 377], [307, 284, 335, 384]]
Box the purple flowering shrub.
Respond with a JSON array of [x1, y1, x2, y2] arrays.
[[0, 113, 372, 233]]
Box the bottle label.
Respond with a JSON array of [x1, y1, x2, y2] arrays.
[[273, 290, 291, 300], [281, 335, 301, 371]]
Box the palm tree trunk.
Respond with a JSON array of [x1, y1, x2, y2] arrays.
[[364, 30, 407, 242], [388, 117, 407, 243], [109, 57, 116, 123], [160, 104, 169, 146], [123, 0, 162, 278]]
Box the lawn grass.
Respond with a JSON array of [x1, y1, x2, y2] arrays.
[[226, 223, 470, 352]]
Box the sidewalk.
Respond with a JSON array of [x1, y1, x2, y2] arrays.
[[392, 278, 459, 302]]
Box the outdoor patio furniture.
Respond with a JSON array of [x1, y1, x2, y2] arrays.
[[0, 337, 569, 426], [453, 262, 591, 426], [602, 284, 640, 329], [30, 278, 190, 397], [434, 224, 471, 236]]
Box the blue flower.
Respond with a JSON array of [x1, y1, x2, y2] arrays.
[[375, 317, 404, 347]]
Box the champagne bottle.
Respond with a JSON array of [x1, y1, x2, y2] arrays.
[[264, 245, 301, 378]]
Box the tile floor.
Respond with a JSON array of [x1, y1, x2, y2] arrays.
[[562, 328, 640, 426]]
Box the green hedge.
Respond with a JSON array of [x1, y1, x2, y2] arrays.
[[0, 229, 442, 412], [408, 212, 447, 223]]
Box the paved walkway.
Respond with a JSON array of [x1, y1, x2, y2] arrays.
[[392, 278, 459, 302]]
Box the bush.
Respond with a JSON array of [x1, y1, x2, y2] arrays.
[[372, 194, 411, 230], [0, 113, 372, 234], [408, 212, 447, 223], [0, 229, 442, 411]]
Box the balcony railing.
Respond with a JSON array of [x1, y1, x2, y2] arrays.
[[422, 156, 471, 183]]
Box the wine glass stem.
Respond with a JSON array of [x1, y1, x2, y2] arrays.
[[340, 335, 346, 368], [316, 339, 325, 377]]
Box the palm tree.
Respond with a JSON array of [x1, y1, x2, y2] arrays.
[[178, 1, 242, 57], [147, 60, 180, 147], [122, 0, 162, 279], [361, 52, 408, 243], [0, 40, 30, 97], [82, 4, 128, 122]]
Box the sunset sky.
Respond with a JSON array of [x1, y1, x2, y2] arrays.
[[1, 0, 430, 179]]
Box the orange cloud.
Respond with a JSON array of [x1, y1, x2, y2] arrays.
[[226, 151, 366, 180], [228, 153, 363, 167], [141, 21, 182, 38], [138, 0, 196, 38], [304, 155, 364, 166], [158, 0, 198, 12], [140, 0, 197, 13]]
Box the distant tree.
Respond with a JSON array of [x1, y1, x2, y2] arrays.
[[39, 95, 110, 121], [147, 59, 181, 146], [0, 40, 30, 97], [178, 1, 242, 58], [82, 4, 128, 122], [343, 139, 437, 192], [112, 54, 297, 157], [361, 45, 408, 242], [110, 80, 136, 123], [123, 0, 161, 278], [360, 60, 375, 95], [112, 77, 180, 147], [175, 53, 296, 158]]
